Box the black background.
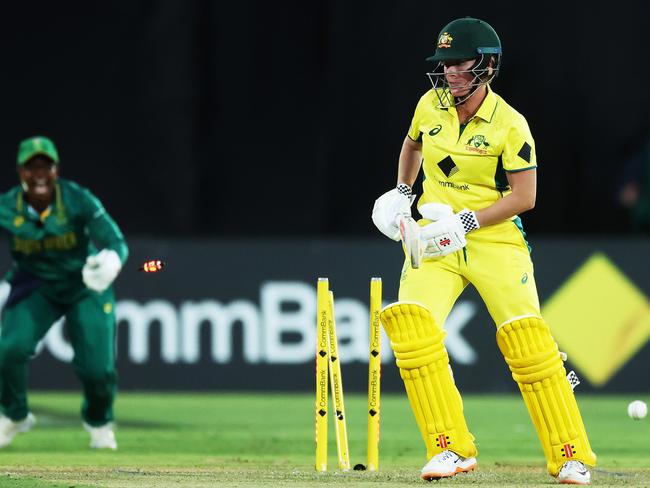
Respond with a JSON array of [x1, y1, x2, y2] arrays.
[[0, 1, 648, 237]]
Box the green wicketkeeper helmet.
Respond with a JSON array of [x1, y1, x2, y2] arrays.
[[426, 17, 501, 62], [17, 136, 60, 166]]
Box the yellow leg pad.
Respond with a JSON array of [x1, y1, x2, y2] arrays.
[[496, 317, 596, 475], [381, 302, 476, 459]]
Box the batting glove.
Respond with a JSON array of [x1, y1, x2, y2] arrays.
[[371, 184, 415, 241], [418, 202, 454, 222], [421, 209, 479, 258], [82, 249, 122, 293]]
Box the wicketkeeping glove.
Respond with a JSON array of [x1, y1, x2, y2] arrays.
[[0, 281, 10, 315], [421, 209, 480, 259], [82, 249, 122, 293]]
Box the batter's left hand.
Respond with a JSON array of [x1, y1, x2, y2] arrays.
[[421, 209, 479, 258]]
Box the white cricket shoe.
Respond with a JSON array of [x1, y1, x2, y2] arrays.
[[84, 422, 117, 450], [420, 449, 477, 480], [556, 460, 591, 485], [0, 413, 36, 448]]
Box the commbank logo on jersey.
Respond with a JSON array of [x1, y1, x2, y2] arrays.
[[518, 142, 532, 163], [437, 156, 459, 178], [465, 135, 490, 155]]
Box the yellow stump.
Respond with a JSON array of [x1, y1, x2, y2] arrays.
[[367, 277, 382, 471], [315, 277, 329, 471], [328, 291, 351, 471]]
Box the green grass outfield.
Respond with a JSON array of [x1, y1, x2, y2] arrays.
[[0, 392, 648, 487]]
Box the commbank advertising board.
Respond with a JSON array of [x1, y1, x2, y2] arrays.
[[1, 238, 647, 393]]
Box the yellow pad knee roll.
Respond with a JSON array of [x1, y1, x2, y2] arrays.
[[497, 317, 596, 475], [381, 302, 476, 459]]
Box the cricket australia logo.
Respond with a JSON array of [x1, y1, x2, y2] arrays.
[[438, 32, 453, 48], [465, 134, 490, 154]]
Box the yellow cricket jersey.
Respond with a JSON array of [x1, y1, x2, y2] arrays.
[[407, 85, 537, 215]]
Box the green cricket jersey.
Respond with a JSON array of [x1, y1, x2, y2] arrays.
[[0, 178, 128, 291]]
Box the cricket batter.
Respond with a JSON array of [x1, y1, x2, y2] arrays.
[[0, 136, 128, 449], [372, 17, 596, 484]]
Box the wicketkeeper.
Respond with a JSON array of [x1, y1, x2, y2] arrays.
[[0, 136, 128, 449], [372, 17, 596, 485]]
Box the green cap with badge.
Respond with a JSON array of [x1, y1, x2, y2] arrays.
[[426, 17, 501, 62], [17, 136, 60, 166]]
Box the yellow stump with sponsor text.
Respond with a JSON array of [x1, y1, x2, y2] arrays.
[[367, 277, 382, 471], [328, 291, 351, 471], [315, 277, 382, 472], [315, 278, 330, 471]]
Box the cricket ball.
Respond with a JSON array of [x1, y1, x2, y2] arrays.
[[627, 400, 647, 420]]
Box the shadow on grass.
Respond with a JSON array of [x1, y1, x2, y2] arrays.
[[30, 406, 171, 430]]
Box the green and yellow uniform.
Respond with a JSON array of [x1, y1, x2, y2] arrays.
[[400, 85, 539, 327], [0, 178, 128, 425]]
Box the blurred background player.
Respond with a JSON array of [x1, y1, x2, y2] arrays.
[[618, 131, 650, 232], [0, 136, 128, 449], [372, 17, 596, 484]]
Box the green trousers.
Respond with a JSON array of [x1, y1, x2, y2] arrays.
[[0, 286, 116, 426]]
